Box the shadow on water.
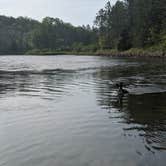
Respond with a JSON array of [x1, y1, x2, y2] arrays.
[[125, 93, 166, 152], [0, 56, 166, 165], [94, 62, 166, 153]]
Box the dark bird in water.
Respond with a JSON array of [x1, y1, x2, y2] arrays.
[[116, 82, 129, 95]]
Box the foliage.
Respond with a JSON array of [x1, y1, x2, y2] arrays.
[[94, 0, 166, 51], [0, 16, 97, 54], [0, 0, 165, 55], [0, 16, 39, 54]]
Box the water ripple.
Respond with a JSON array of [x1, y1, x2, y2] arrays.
[[0, 56, 166, 166]]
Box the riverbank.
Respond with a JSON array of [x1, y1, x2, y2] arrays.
[[25, 48, 166, 58], [96, 48, 166, 58]]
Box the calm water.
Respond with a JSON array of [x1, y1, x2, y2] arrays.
[[0, 55, 166, 166]]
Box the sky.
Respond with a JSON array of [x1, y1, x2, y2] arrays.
[[0, 0, 117, 26]]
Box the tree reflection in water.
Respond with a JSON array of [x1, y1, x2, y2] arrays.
[[93, 59, 166, 153], [96, 77, 166, 153]]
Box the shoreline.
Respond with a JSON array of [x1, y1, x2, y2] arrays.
[[26, 49, 166, 59], [0, 49, 165, 59]]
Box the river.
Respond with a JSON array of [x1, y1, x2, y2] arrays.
[[0, 55, 166, 166]]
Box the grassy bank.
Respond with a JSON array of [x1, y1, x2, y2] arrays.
[[25, 49, 96, 56], [96, 48, 166, 58], [26, 48, 166, 58]]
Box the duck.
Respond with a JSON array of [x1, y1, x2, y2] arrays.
[[116, 82, 129, 95]]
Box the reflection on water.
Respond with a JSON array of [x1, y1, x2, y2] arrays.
[[0, 55, 166, 166], [95, 62, 166, 155], [126, 93, 166, 152]]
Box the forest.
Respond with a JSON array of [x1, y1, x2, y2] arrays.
[[0, 16, 97, 54], [94, 0, 166, 53], [0, 0, 165, 55]]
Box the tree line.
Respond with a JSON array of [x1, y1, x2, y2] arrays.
[[0, 0, 165, 54], [0, 15, 97, 54], [94, 0, 166, 51]]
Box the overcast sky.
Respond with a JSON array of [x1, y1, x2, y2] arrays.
[[0, 0, 117, 26]]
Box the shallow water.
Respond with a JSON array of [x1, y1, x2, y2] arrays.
[[0, 55, 166, 166]]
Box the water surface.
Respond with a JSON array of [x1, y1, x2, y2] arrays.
[[0, 55, 166, 166]]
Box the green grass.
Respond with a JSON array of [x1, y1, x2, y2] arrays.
[[25, 47, 165, 58]]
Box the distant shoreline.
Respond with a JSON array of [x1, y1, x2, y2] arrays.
[[24, 48, 166, 58], [0, 49, 165, 58]]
